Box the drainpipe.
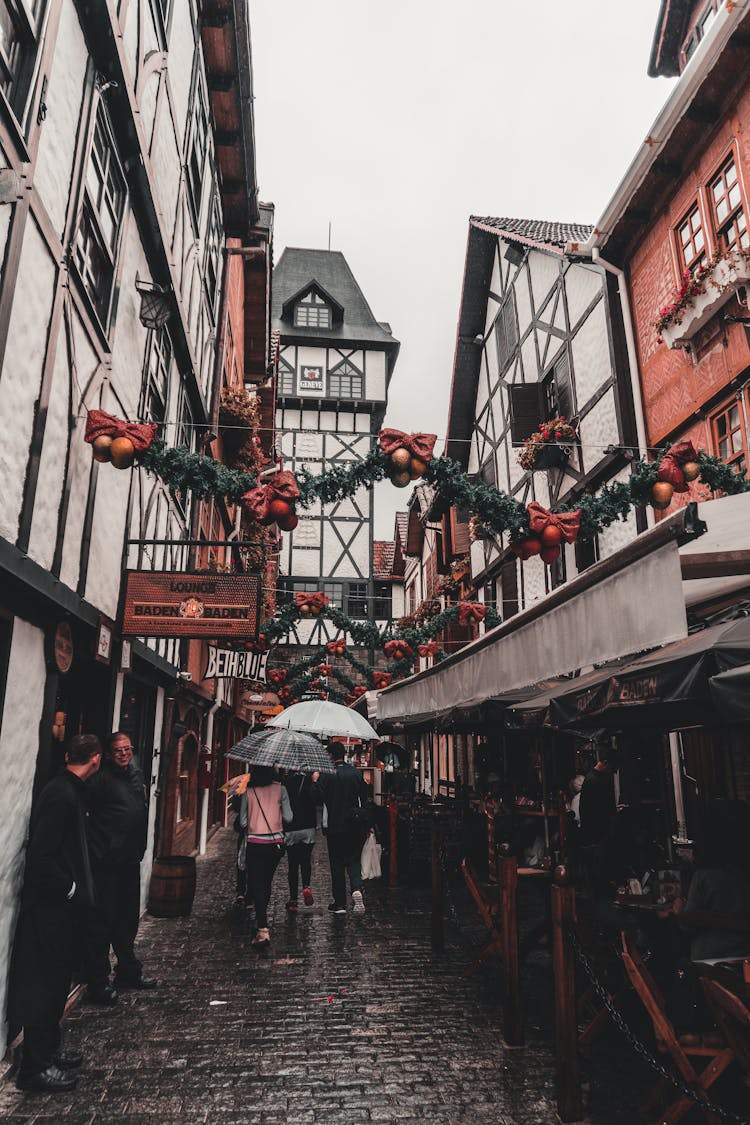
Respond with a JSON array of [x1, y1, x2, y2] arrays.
[[199, 694, 223, 855]]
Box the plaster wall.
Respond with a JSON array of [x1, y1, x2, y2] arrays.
[[0, 620, 46, 1057]]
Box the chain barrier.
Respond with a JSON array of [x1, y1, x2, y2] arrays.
[[566, 923, 749, 1124]]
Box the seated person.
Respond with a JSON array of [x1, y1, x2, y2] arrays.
[[674, 800, 750, 963]]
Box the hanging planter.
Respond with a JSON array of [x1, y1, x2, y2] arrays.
[[656, 250, 750, 348], [518, 417, 578, 472]]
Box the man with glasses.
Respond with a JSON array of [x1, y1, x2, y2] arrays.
[[84, 732, 156, 1003]]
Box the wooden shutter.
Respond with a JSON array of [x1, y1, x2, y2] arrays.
[[509, 382, 542, 443], [555, 350, 573, 419], [451, 506, 471, 556]]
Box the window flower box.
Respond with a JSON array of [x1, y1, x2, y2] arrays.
[[518, 417, 578, 472], [658, 252, 750, 349]]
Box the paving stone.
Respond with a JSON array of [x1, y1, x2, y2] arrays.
[[0, 828, 646, 1123]]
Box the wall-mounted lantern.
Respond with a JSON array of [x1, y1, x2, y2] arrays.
[[135, 273, 172, 330]]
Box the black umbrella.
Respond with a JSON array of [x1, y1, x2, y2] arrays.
[[376, 741, 409, 768]]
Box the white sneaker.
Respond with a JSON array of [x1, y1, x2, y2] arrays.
[[352, 890, 365, 915]]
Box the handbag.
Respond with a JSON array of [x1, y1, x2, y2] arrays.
[[361, 829, 382, 880]]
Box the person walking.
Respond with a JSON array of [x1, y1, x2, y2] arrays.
[[9, 734, 102, 1092], [315, 742, 370, 915], [283, 772, 317, 912], [84, 731, 155, 1004], [244, 766, 291, 948]]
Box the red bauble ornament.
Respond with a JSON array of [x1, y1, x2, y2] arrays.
[[268, 498, 292, 523], [540, 524, 562, 548], [540, 545, 560, 565], [525, 536, 543, 556], [277, 511, 298, 532]]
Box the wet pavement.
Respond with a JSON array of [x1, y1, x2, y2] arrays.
[[0, 828, 657, 1123]]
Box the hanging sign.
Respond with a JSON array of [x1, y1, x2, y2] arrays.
[[299, 365, 324, 394], [204, 646, 268, 681], [122, 571, 261, 639]]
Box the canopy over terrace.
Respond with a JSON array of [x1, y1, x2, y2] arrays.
[[377, 505, 704, 734]]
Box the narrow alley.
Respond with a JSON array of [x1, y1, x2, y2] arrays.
[[0, 831, 650, 1125]]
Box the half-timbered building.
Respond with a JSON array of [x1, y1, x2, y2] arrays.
[[0, 0, 269, 1051], [272, 248, 399, 676]]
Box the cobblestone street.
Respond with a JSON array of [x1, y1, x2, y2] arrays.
[[0, 829, 646, 1124]]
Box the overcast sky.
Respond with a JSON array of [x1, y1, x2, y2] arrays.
[[250, 1, 676, 539]]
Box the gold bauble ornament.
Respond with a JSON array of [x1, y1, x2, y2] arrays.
[[299, 605, 312, 619], [651, 481, 674, 510], [682, 461, 701, 482], [409, 457, 428, 480], [390, 447, 411, 471], [92, 435, 113, 463], [391, 470, 411, 488], [109, 436, 136, 469]]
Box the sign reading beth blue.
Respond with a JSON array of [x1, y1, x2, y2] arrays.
[[204, 646, 268, 681]]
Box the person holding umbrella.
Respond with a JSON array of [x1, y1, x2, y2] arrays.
[[314, 741, 370, 915]]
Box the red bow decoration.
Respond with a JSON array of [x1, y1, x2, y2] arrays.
[[418, 641, 439, 657], [457, 602, 487, 625], [326, 640, 346, 655], [657, 440, 699, 493], [318, 663, 333, 676], [527, 502, 582, 543], [378, 429, 437, 463], [84, 409, 158, 453], [241, 470, 300, 522], [268, 669, 287, 686], [294, 591, 329, 612], [384, 639, 414, 660], [372, 671, 393, 689]]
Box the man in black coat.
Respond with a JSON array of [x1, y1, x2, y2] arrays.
[[315, 742, 370, 915], [84, 731, 155, 1004], [10, 733, 102, 1092]]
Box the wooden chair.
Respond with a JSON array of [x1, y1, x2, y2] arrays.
[[620, 932, 734, 1124], [701, 977, 750, 1086], [460, 858, 504, 975]]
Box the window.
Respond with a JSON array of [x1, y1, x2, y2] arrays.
[[294, 292, 331, 328], [373, 581, 391, 620], [500, 558, 518, 620], [279, 580, 343, 609], [543, 349, 573, 420], [328, 361, 363, 400], [186, 82, 208, 222], [481, 579, 496, 610], [0, 0, 43, 122], [175, 386, 194, 452], [711, 397, 748, 474], [710, 157, 749, 253], [346, 582, 368, 619], [574, 534, 599, 575], [677, 204, 706, 270], [480, 455, 497, 488], [683, 2, 717, 65], [73, 106, 127, 327], [204, 193, 222, 313], [278, 361, 295, 396], [144, 328, 172, 425], [494, 291, 518, 374]]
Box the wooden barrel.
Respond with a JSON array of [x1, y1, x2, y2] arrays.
[[147, 856, 196, 918]]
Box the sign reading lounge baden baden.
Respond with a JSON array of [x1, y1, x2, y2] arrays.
[[122, 572, 261, 639]]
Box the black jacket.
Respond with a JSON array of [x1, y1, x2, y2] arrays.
[[86, 760, 148, 864], [285, 772, 317, 831], [23, 769, 94, 908], [315, 761, 368, 834], [579, 769, 616, 847]]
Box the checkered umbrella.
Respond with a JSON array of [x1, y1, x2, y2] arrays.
[[226, 727, 334, 774]]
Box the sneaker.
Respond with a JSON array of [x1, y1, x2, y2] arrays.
[[327, 902, 346, 914], [286, 899, 298, 912], [251, 927, 270, 948], [303, 887, 314, 906], [352, 890, 365, 915]]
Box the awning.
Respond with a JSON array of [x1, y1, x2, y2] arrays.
[[377, 507, 701, 732], [549, 616, 750, 729], [709, 665, 750, 723]]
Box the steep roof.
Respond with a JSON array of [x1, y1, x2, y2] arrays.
[[395, 512, 409, 551], [272, 248, 400, 351], [373, 541, 396, 579], [470, 215, 594, 254]]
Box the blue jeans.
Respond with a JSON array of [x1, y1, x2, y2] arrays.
[[326, 830, 363, 907]]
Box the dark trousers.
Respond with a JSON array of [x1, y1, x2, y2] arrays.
[[86, 861, 142, 987], [287, 842, 314, 900], [11, 901, 76, 1077], [245, 842, 283, 928], [327, 830, 363, 907]]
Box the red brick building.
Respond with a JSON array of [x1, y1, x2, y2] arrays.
[[582, 0, 750, 491]]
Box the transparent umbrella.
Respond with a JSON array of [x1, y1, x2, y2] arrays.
[[225, 727, 335, 774], [266, 700, 379, 741]]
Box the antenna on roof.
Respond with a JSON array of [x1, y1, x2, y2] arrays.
[[328, 221, 331, 252]]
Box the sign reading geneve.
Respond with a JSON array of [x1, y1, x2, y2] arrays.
[[204, 646, 268, 681], [122, 571, 261, 639]]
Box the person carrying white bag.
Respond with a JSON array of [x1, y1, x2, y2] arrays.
[[360, 829, 382, 880]]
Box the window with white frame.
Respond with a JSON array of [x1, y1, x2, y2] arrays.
[[676, 203, 707, 270], [710, 157, 749, 253], [144, 328, 172, 426], [205, 192, 222, 313], [186, 80, 208, 223], [73, 104, 127, 328], [328, 361, 362, 399], [278, 360, 295, 396], [0, 0, 44, 123], [294, 291, 331, 328]]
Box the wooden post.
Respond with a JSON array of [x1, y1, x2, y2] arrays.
[[498, 850, 523, 1046], [388, 796, 399, 889], [486, 802, 497, 883], [551, 872, 582, 1122], [431, 814, 444, 952]]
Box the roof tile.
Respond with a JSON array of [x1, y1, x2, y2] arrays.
[[470, 215, 593, 251]]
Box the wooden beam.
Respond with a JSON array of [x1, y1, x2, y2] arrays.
[[680, 550, 750, 580]]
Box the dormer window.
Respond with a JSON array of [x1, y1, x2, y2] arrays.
[[294, 291, 331, 328]]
